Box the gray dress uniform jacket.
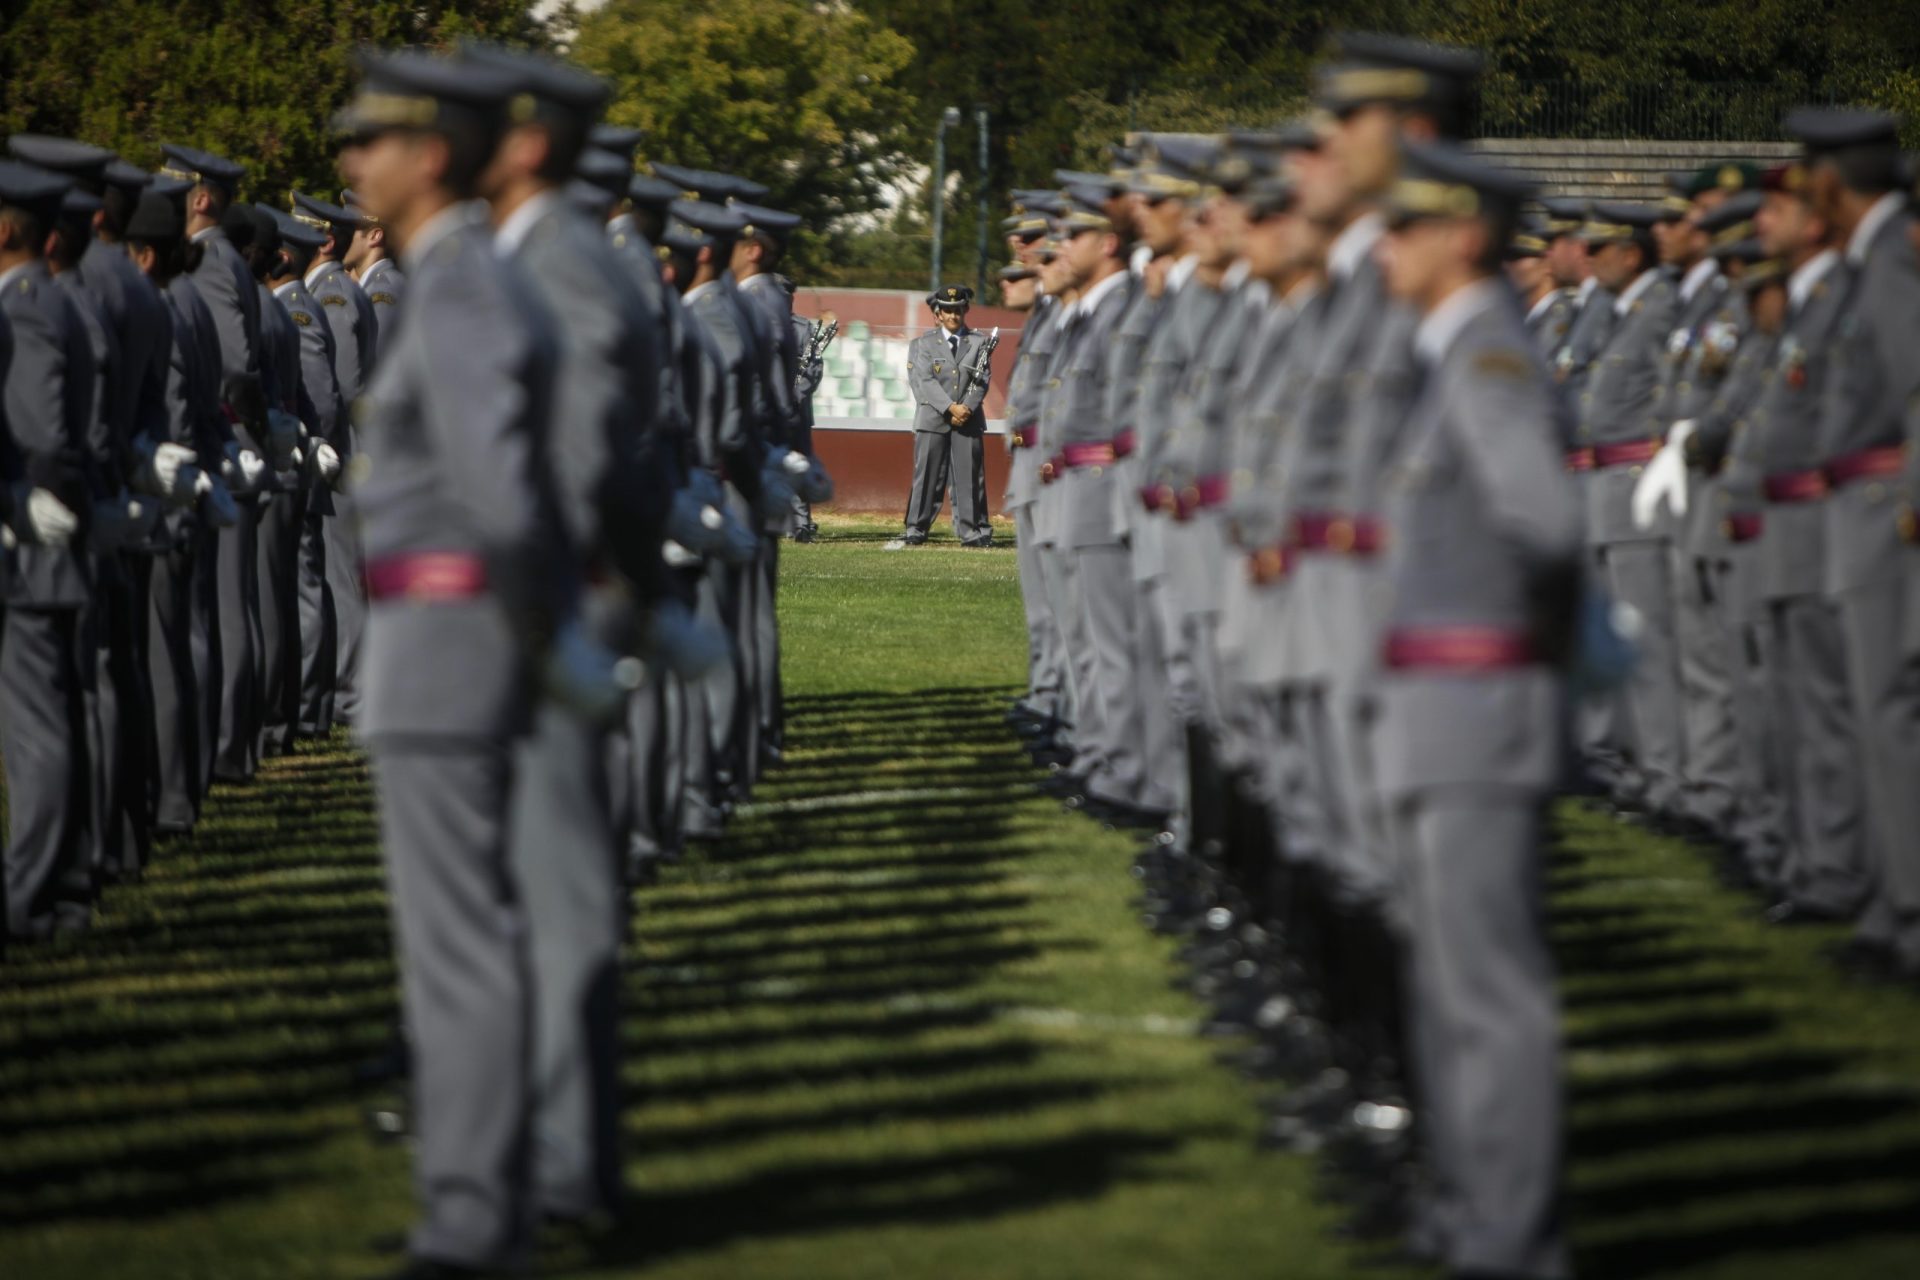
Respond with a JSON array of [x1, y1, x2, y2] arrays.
[[1578, 272, 1680, 544], [350, 210, 571, 741], [1376, 279, 1583, 796], [2, 261, 95, 608], [1525, 288, 1574, 358], [306, 259, 376, 404], [1818, 196, 1920, 597], [188, 227, 268, 431], [1050, 272, 1134, 550], [683, 284, 756, 492], [907, 326, 992, 435], [358, 256, 405, 362], [605, 214, 692, 447], [1554, 278, 1618, 407], [1003, 299, 1061, 514], [79, 238, 168, 479], [507, 198, 668, 587], [274, 278, 346, 515]]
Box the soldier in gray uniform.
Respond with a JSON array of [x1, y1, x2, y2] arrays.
[[577, 144, 708, 876], [263, 208, 348, 738], [1046, 185, 1140, 811], [235, 204, 306, 759], [162, 144, 269, 785], [1784, 109, 1920, 975], [998, 258, 1059, 723], [293, 189, 376, 726], [1634, 166, 1760, 835], [336, 49, 629, 1277], [9, 134, 165, 879], [1507, 221, 1573, 355], [729, 198, 809, 756], [903, 284, 994, 547], [1375, 141, 1580, 1280], [463, 40, 673, 1224], [343, 187, 406, 357], [1725, 167, 1869, 920], [660, 197, 763, 832], [0, 160, 92, 942], [1573, 202, 1682, 813]]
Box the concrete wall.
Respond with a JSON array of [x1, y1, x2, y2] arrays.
[[1471, 138, 1801, 201]]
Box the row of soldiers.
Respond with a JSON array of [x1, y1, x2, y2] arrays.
[[0, 137, 380, 945], [998, 30, 1920, 1280], [3, 42, 832, 1280]]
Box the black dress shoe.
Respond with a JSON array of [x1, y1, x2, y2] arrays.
[[901, 531, 927, 546]]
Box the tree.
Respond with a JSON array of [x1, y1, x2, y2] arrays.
[[572, 0, 921, 278], [0, 2, 551, 202]]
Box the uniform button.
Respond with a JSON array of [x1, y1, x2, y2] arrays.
[[1630, 465, 1643, 476], [347, 454, 374, 486]]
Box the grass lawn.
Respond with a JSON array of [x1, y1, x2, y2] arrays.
[[1, 510, 1917, 1278]]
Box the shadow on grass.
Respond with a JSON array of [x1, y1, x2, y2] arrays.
[[580, 681, 1187, 1269], [1547, 803, 1920, 1277]]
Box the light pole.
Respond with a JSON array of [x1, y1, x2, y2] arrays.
[[931, 105, 960, 294], [973, 105, 990, 299]]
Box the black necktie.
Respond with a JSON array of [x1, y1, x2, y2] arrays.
[[949, 333, 959, 361]]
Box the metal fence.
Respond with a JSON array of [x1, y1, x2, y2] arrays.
[[1477, 81, 1833, 142]]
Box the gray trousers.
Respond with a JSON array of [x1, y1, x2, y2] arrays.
[[2, 607, 87, 938], [256, 491, 304, 754], [754, 537, 782, 752], [1393, 787, 1568, 1280], [1834, 582, 1920, 946], [1036, 535, 1079, 745], [1011, 505, 1062, 719], [508, 701, 626, 1219], [149, 540, 200, 830], [214, 507, 261, 781], [326, 496, 364, 721], [191, 528, 223, 802], [372, 740, 532, 1269], [905, 428, 990, 542], [619, 668, 687, 865], [1068, 542, 1142, 805], [1599, 539, 1684, 809], [1769, 595, 1870, 914], [1674, 548, 1740, 826], [297, 513, 336, 735], [684, 557, 743, 834], [1132, 574, 1183, 814]]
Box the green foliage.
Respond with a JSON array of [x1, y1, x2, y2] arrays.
[[572, 0, 920, 279], [0, 2, 552, 203]]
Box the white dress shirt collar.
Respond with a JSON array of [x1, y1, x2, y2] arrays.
[[1846, 191, 1904, 266], [400, 200, 477, 273], [1788, 247, 1841, 313], [682, 279, 718, 308], [494, 189, 562, 258], [1613, 268, 1661, 316], [1415, 277, 1504, 368], [1327, 211, 1385, 282], [1070, 264, 1129, 320], [1678, 257, 1720, 303]]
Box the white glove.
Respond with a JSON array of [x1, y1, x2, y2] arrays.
[[661, 538, 703, 568], [200, 474, 239, 529], [136, 441, 198, 501], [541, 615, 644, 725], [24, 488, 79, 547], [665, 487, 731, 557], [643, 597, 731, 678], [223, 442, 267, 494], [782, 449, 834, 504], [313, 441, 343, 486], [1630, 421, 1696, 530], [89, 491, 155, 552]]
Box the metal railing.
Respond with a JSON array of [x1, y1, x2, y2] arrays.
[[1476, 81, 1834, 141]]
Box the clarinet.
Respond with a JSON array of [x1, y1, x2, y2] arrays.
[[956, 326, 1000, 403], [802, 317, 838, 368]]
